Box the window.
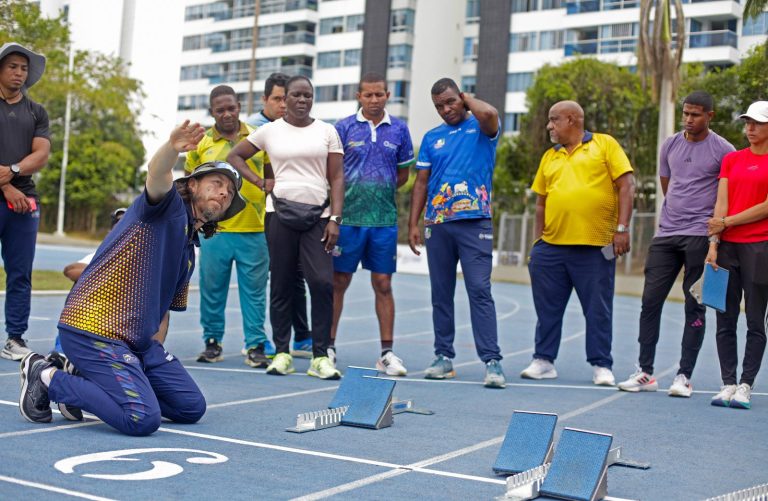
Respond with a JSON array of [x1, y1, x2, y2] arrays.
[[177, 94, 208, 111], [231, 28, 253, 50], [389, 80, 410, 104], [504, 113, 522, 132], [391, 8, 415, 33], [317, 50, 342, 68], [539, 30, 564, 50], [182, 35, 202, 51], [466, 0, 480, 22], [507, 72, 534, 92], [743, 13, 767, 36], [315, 85, 339, 102], [461, 76, 476, 94], [180, 65, 201, 80], [319, 16, 344, 34], [343, 49, 361, 66], [463, 37, 479, 62], [511, 0, 537, 13], [346, 14, 365, 32], [388, 44, 413, 69], [541, 0, 564, 9], [341, 83, 358, 101], [509, 32, 537, 52]]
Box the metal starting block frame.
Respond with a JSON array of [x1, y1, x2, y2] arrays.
[[286, 406, 349, 433], [704, 482, 768, 501]]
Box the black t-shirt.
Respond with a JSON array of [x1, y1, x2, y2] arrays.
[[0, 95, 50, 198]]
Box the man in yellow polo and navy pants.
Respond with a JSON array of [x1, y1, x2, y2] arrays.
[[186, 85, 273, 368], [521, 100, 635, 386]]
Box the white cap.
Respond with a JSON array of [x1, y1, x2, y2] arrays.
[[739, 101, 768, 123]]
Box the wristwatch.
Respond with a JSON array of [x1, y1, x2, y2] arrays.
[[616, 224, 628, 233], [329, 215, 343, 225], [10, 164, 20, 177]]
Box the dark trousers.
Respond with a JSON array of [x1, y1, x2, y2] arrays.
[[264, 213, 311, 343], [49, 330, 206, 436], [638, 235, 708, 377], [424, 218, 501, 363], [0, 202, 39, 337], [267, 214, 333, 357], [715, 241, 768, 386], [528, 241, 615, 368]]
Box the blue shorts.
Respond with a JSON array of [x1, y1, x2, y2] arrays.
[[333, 225, 398, 274]]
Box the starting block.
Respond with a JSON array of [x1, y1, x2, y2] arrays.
[[493, 411, 557, 476], [287, 366, 432, 433], [704, 482, 768, 501], [539, 427, 613, 501]]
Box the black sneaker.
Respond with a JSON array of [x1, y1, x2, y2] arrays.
[[197, 338, 223, 363], [46, 351, 80, 376], [245, 344, 270, 368], [19, 353, 53, 423]]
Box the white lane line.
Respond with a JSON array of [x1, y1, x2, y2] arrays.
[[0, 474, 118, 501], [157, 427, 503, 486], [342, 306, 432, 321], [206, 387, 338, 409], [291, 364, 680, 501]]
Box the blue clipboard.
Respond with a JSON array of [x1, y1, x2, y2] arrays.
[[702, 263, 729, 313]]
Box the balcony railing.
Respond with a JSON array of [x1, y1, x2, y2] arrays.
[[566, 0, 637, 14], [564, 29, 736, 56], [689, 29, 737, 48]]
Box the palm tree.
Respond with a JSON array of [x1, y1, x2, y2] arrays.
[[744, 0, 767, 23], [638, 0, 685, 225]]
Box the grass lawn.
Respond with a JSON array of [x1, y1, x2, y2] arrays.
[[0, 268, 73, 291]]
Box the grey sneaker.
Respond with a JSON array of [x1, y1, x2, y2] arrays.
[[730, 383, 752, 410], [245, 344, 270, 368], [197, 338, 223, 363], [2, 337, 32, 361], [424, 355, 455, 380], [19, 353, 53, 423], [484, 360, 506, 388]]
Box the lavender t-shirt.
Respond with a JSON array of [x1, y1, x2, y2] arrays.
[[657, 131, 735, 237]]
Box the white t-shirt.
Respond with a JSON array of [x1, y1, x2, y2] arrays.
[[247, 118, 343, 216]]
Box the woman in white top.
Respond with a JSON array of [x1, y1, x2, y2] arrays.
[[228, 75, 344, 380]]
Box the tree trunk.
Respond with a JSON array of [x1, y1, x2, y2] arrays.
[[655, 75, 675, 228]]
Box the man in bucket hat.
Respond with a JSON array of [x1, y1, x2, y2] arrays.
[[0, 42, 51, 361], [18, 121, 246, 436]]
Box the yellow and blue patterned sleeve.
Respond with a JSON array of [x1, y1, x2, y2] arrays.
[[603, 135, 633, 180]]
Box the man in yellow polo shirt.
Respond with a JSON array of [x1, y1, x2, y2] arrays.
[[521, 100, 635, 386], [185, 85, 272, 368]]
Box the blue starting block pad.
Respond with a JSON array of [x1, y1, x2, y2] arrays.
[[540, 428, 613, 501], [493, 411, 557, 476], [340, 376, 396, 429], [328, 366, 378, 410]]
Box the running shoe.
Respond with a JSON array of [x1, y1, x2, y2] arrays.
[[266, 353, 295, 376], [668, 374, 693, 398], [2, 337, 32, 361], [617, 368, 658, 392], [730, 383, 752, 410], [197, 338, 223, 363], [484, 360, 506, 389], [711, 384, 738, 407], [308, 356, 341, 380], [291, 339, 313, 359], [424, 355, 455, 380], [245, 344, 270, 368], [19, 353, 53, 423], [520, 358, 557, 380], [327, 346, 336, 366], [593, 366, 616, 386], [376, 351, 407, 377]]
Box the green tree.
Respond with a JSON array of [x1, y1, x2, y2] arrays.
[[504, 58, 658, 211], [680, 45, 768, 150], [0, 0, 145, 233]]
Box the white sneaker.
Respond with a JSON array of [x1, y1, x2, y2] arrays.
[[327, 347, 336, 366], [520, 359, 557, 380], [376, 351, 407, 377], [617, 368, 658, 392], [1, 337, 32, 361], [593, 366, 615, 386], [711, 384, 738, 407], [668, 374, 693, 398], [730, 383, 752, 410]]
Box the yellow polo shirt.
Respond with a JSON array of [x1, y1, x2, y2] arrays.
[[185, 122, 265, 232], [531, 131, 633, 246]]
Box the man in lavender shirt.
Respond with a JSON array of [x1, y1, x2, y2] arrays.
[[618, 91, 735, 397]]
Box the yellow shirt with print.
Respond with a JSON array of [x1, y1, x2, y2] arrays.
[[185, 122, 266, 232], [532, 132, 633, 247]]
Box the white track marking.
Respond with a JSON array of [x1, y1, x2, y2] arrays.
[[206, 387, 338, 409], [0, 474, 117, 501]]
